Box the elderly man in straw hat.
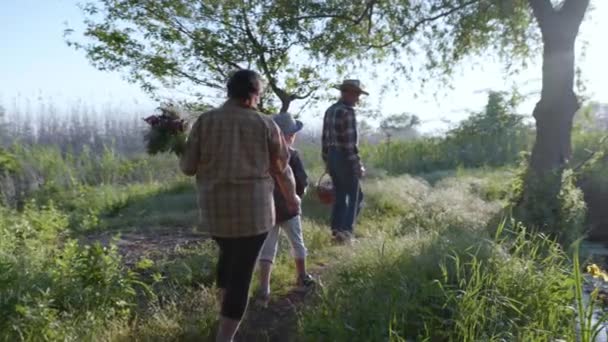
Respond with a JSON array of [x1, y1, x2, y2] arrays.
[[321, 79, 368, 244]]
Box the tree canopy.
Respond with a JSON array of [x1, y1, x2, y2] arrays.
[[379, 113, 420, 141], [69, 1, 551, 112], [446, 91, 530, 166], [297, 1, 540, 83], [67, 0, 344, 113]]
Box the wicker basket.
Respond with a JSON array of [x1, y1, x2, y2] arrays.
[[316, 173, 334, 205]]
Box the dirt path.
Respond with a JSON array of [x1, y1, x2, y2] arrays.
[[83, 228, 332, 341], [81, 228, 208, 266], [238, 289, 308, 342], [237, 261, 330, 342]]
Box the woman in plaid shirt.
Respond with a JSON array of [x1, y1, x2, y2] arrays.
[[180, 70, 300, 342]]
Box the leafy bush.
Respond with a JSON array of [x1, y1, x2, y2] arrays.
[[508, 154, 587, 246], [444, 91, 532, 168], [359, 92, 533, 176], [0, 204, 144, 341], [0, 147, 19, 173], [1, 144, 183, 207]]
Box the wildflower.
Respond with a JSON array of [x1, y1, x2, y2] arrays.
[[586, 263, 608, 282]]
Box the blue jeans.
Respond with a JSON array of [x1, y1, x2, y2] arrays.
[[328, 148, 363, 233]]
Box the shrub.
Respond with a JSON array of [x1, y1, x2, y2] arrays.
[[0, 147, 19, 173], [508, 154, 587, 246], [0, 204, 144, 341], [357, 92, 533, 176]]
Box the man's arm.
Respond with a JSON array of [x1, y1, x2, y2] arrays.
[[321, 111, 329, 166], [336, 107, 362, 175], [268, 122, 299, 211], [179, 117, 202, 176]]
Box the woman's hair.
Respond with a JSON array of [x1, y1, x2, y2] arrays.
[[227, 69, 262, 100]]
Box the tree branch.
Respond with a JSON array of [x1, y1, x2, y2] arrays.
[[173, 22, 244, 70], [367, 0, 480, 49], [529, 0, 556, 29], [559, 0, 590, 28], [290, 88, 316, 101], [143, 3, 244, 70], [199, 3, 249, 34], [173, 69, 223, 89], [288, 1, 376, 24], [242, 7, 290, 106]]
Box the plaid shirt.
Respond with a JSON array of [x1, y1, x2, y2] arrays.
[[322, 100, 361, 173], [180, 99, 296, 238]]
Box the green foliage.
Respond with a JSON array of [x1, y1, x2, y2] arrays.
[[572, 240, 608, 342], [2, 144, 182, 204], [0, 204, 143, 341], [3, 111, 606, 341], [67, 0, 332, 112], [379, 113, 420, 140], [1, 143, 594, 341], [445, 91, 532, 167], [509, 154, 587, 246], [151, 240, 217, 288], [304, 0, 538, 83], [0, 147, 19, 173], [49, 241, 138, 318], [572, 127, 608, 191], [361, 92, 533, 175], [361, 138, 448, 174], [301, 227, 576, 341]]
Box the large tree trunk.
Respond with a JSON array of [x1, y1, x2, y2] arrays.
[[279, 98, 292, 113], [517, 0, 589, 242], [529, 29, 578, 177], [528, 0, 589, 176]]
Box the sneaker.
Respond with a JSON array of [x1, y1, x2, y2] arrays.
[[253, 289, 270, 308], [331, 230, 346, 244], [333, 231, 353, 245], [295, 273, 316, 292], [341, 231, 354, 245]]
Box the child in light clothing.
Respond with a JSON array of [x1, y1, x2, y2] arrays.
[[256, 112, 315, 306]]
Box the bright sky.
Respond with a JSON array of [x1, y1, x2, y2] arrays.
[[1, 0, 607, 134]]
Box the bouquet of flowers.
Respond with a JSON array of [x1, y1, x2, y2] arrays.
[[143, 105, 187, 156]]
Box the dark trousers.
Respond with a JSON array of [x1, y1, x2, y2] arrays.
[[327, 148, 363, 233], [213, 233, 267, 320]]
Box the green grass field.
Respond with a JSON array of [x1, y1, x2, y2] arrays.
[[2, 125, 608, 341], [2, 153, 597, 341]]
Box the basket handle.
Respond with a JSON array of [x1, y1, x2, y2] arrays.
[[317, 172, 331, 187]]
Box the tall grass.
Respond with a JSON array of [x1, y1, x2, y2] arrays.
[[1, 104, 606, 340], [301, 226, 578, 341], [572, 239, 608, 342], [0, 151, 601, 341]]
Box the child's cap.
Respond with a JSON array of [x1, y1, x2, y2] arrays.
[[272, 112, 303, 135]]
